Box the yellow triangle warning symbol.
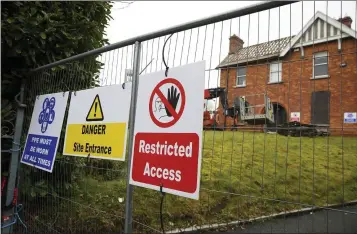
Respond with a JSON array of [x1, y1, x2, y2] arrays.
[[86, 94, 104, 121]]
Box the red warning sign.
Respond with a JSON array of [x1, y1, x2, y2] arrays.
[[131, 132, 199, 193], [149, 78, 186, 128], [130, 61, 206, 200]]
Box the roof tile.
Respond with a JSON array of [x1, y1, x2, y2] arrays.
[[217, 36, 294, 68]]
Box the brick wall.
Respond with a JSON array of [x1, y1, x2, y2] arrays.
[[217, 38, 357, 135]]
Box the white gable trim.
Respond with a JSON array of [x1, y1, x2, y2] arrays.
[[280, 11, 357, 57], [293, 34, 350, 48]]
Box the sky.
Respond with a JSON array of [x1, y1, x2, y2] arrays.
[[99, 1, 357, 111]]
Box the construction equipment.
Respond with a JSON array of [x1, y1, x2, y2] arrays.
[[235, 93, 275, 125], [203, 88, 275, 130], [203, 88, 226, 130], [203, 87, 242, 130]]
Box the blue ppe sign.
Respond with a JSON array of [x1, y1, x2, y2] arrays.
[[21, 92, 69, 172]]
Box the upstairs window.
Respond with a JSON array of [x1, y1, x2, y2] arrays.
[[236, 67, 246, 87], [269, 61, 282, 83], [313, 51, 328, 78], [125, 69, 133, 82]]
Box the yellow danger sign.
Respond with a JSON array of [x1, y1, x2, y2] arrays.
[[64, 123, 127, 159], [63, 85, 132, 161], [86, 94, 104, 121]]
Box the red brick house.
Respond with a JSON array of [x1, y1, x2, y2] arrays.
[[216, 11, 357, 135]]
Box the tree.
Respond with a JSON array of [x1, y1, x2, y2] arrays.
[[1, 1, 114, 199], [1, 1, 113, 96]]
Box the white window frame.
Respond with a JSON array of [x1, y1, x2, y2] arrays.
[[236, 66, 246, 87], [312, 51, 329, 79], [125, 69, 133, 82], [269, 61, 282, 84]]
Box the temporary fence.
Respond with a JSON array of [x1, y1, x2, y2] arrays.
[[3, 1, 357, 233]]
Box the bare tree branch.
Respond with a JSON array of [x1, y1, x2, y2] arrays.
[[112, 1, 134, 11]]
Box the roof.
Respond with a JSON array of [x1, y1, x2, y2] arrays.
[[217, 11, 357, 69], [216, 36, 293, 68], [279, 11, 357, 56]]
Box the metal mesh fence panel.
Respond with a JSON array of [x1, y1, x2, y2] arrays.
[[11, 1, 357, 233], [131, 2, 357, 233], [16, 46, 136, 233]]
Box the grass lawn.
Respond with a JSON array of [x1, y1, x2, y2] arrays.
[[25, 131, 357, 233]]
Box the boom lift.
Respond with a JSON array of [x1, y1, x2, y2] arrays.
[[203, 88, 226, 130], [203, 88, 275, 130], [235, 93, 275, 125]]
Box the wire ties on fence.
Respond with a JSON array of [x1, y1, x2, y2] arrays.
[[10, 141, 22, 152], [140, 58, 155, 75], [15, 90, 26, 108], [122, 57, 155, 89], [159, 183, 166, 234], [12, 141, 21, 147], [162, 34, 174, 77]]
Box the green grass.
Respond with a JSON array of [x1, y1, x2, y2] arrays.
[[25, 131, 357, 233]]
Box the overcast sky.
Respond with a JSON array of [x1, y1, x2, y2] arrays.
[[107, 1, 356, 42], [100, 1, 357, 111]]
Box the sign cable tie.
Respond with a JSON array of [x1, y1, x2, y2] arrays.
[[162, 34, 174, 77]]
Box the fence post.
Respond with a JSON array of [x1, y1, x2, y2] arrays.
[[2, 79, 26, 234], [124, 41, 141, 234]]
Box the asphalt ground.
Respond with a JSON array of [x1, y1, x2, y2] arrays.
[[227, 205, 357, 234]]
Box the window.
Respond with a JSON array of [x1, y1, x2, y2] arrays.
[[269, 61, 282, 83], [313, 51, 328, 78], [236, 67, 246, 87], [125, 69, 133, 82]]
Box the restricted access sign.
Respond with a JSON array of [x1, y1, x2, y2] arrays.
[[63, 84, 131, 160], [130, 61, 205, 200], [20, 92, 69, 172]]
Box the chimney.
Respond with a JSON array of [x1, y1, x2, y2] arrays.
[[229, 34, 244, 54], [337, 16, 352, 28]]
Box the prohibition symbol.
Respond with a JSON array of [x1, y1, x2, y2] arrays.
[[149, 78, 186, 128]]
